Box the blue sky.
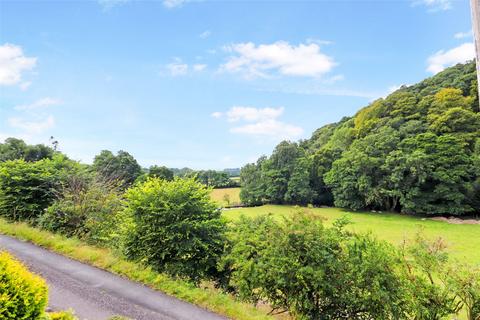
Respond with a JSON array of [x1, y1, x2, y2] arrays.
[[0, 0, 475, 169]]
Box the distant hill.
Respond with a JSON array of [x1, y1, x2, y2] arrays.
[[240, 61, 480, 216]]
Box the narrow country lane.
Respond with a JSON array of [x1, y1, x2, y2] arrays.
[[0, 235, 228, 320]]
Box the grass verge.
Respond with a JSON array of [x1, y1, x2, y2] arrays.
[[0, 218, 272, 320]]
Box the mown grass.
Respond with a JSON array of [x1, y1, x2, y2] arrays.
[[211, 187, 242, 207], [223, 205, 480, 265], [0, 218, 272, 320]]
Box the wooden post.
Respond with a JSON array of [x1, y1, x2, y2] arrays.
[[472, 0, 480, 107]]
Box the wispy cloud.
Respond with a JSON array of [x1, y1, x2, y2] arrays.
[[220, 41, 336, 79], [412, 0, 452, 12], [97, 0, 130, 10], [6, 97, 60, 137], [193, 64, 207, 71], [98, 0, 193, 10], [212, 106, 303, 140], [163, 58, 207, 76], [14, 97, 61, 111], [8, 116, 55, 135], [256, 84, 381, 99], [454, 31, 472, 39], [427, 42, 475, 74], [165, 58, 189, 76], [0, 43, 37, 87], [199, 30, 211, 39], [163, 0, 191, 8]]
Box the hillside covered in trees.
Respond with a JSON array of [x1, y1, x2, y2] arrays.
[[240, 61, 480, 216]]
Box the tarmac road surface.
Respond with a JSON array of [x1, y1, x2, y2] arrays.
[[0, 234, 228, 320]]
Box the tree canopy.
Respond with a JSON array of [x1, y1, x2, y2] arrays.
[[240, 61, 480, 215]]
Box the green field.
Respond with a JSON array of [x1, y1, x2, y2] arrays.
[[211, 187, 242, 207], [223, 205, 480, 265]]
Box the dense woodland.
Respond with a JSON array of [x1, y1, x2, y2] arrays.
[[240, 61, 480, 216]]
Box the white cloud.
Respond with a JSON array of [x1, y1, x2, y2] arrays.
[[306, 38, 333, 46], [427, 42, 475, 74], [231, 120, 303, 139], [380, 84, 411, 98], [213, 106, 303, 140], [257, 85, 380, 99], [163, 59, 207, 76], [0, 43, 37, 86], [221, 41, 336, 78], [6, 97, 60, 137], [412, 0, 452, 11], [199, 30, 211, 39], [211, 112, 223, 118], [225, 106, 284, 122], [387, 84, 403, 94], [97, 0, 130, 10], [14, 97, 61, 111], [163, 0, 188, 8], [193, 64, 207, 71], [322, 74, 344, 84], [8, 115, 55, 135], [19, 81, 31, 91], [454, 31, 472, 39], [166, 59, 189, 76]]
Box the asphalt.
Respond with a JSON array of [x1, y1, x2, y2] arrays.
[[0, 234, 228, 320]]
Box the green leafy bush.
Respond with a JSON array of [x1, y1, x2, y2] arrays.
[[221, 213, 411, 319], [44, 310, 77, 320], [446, 263, 480, 320], [39, 174, 124, 247], [0, 155, 79, 222], [0, 251, 48, 320], [123, 177, 225, 282]]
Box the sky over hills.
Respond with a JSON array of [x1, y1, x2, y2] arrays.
[[0, 0, 475, 169]]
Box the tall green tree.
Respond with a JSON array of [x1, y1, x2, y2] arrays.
[[92, 150, 142, 187], [0, 138, 54, 162], [148, 165, 174, 181]]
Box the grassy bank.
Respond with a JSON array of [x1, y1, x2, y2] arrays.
[[0, 218, 272, 320], [224, 205, 480, 265]]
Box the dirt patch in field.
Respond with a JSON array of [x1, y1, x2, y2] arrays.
[[430, 217, 480, 225]]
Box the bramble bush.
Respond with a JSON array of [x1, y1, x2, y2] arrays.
[[39, 173, 124, 247], [123, 177, 226, 282]]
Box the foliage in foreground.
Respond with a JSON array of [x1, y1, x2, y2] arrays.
[[123, 177, 226, 282], [0, 251, 48, 319], [222, 213, 480, 320], [0, 218, 271, 320], [0, 144, 479, 319]]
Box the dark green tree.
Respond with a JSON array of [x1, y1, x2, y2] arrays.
[[148, 165, 174, 181], [92, 150, 142, 187]]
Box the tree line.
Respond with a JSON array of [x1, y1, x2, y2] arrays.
[[0, 138, 479, 319], [0, 154, 478, 319], [0, 139, 239, 189], [240, 61, 480, 216]]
